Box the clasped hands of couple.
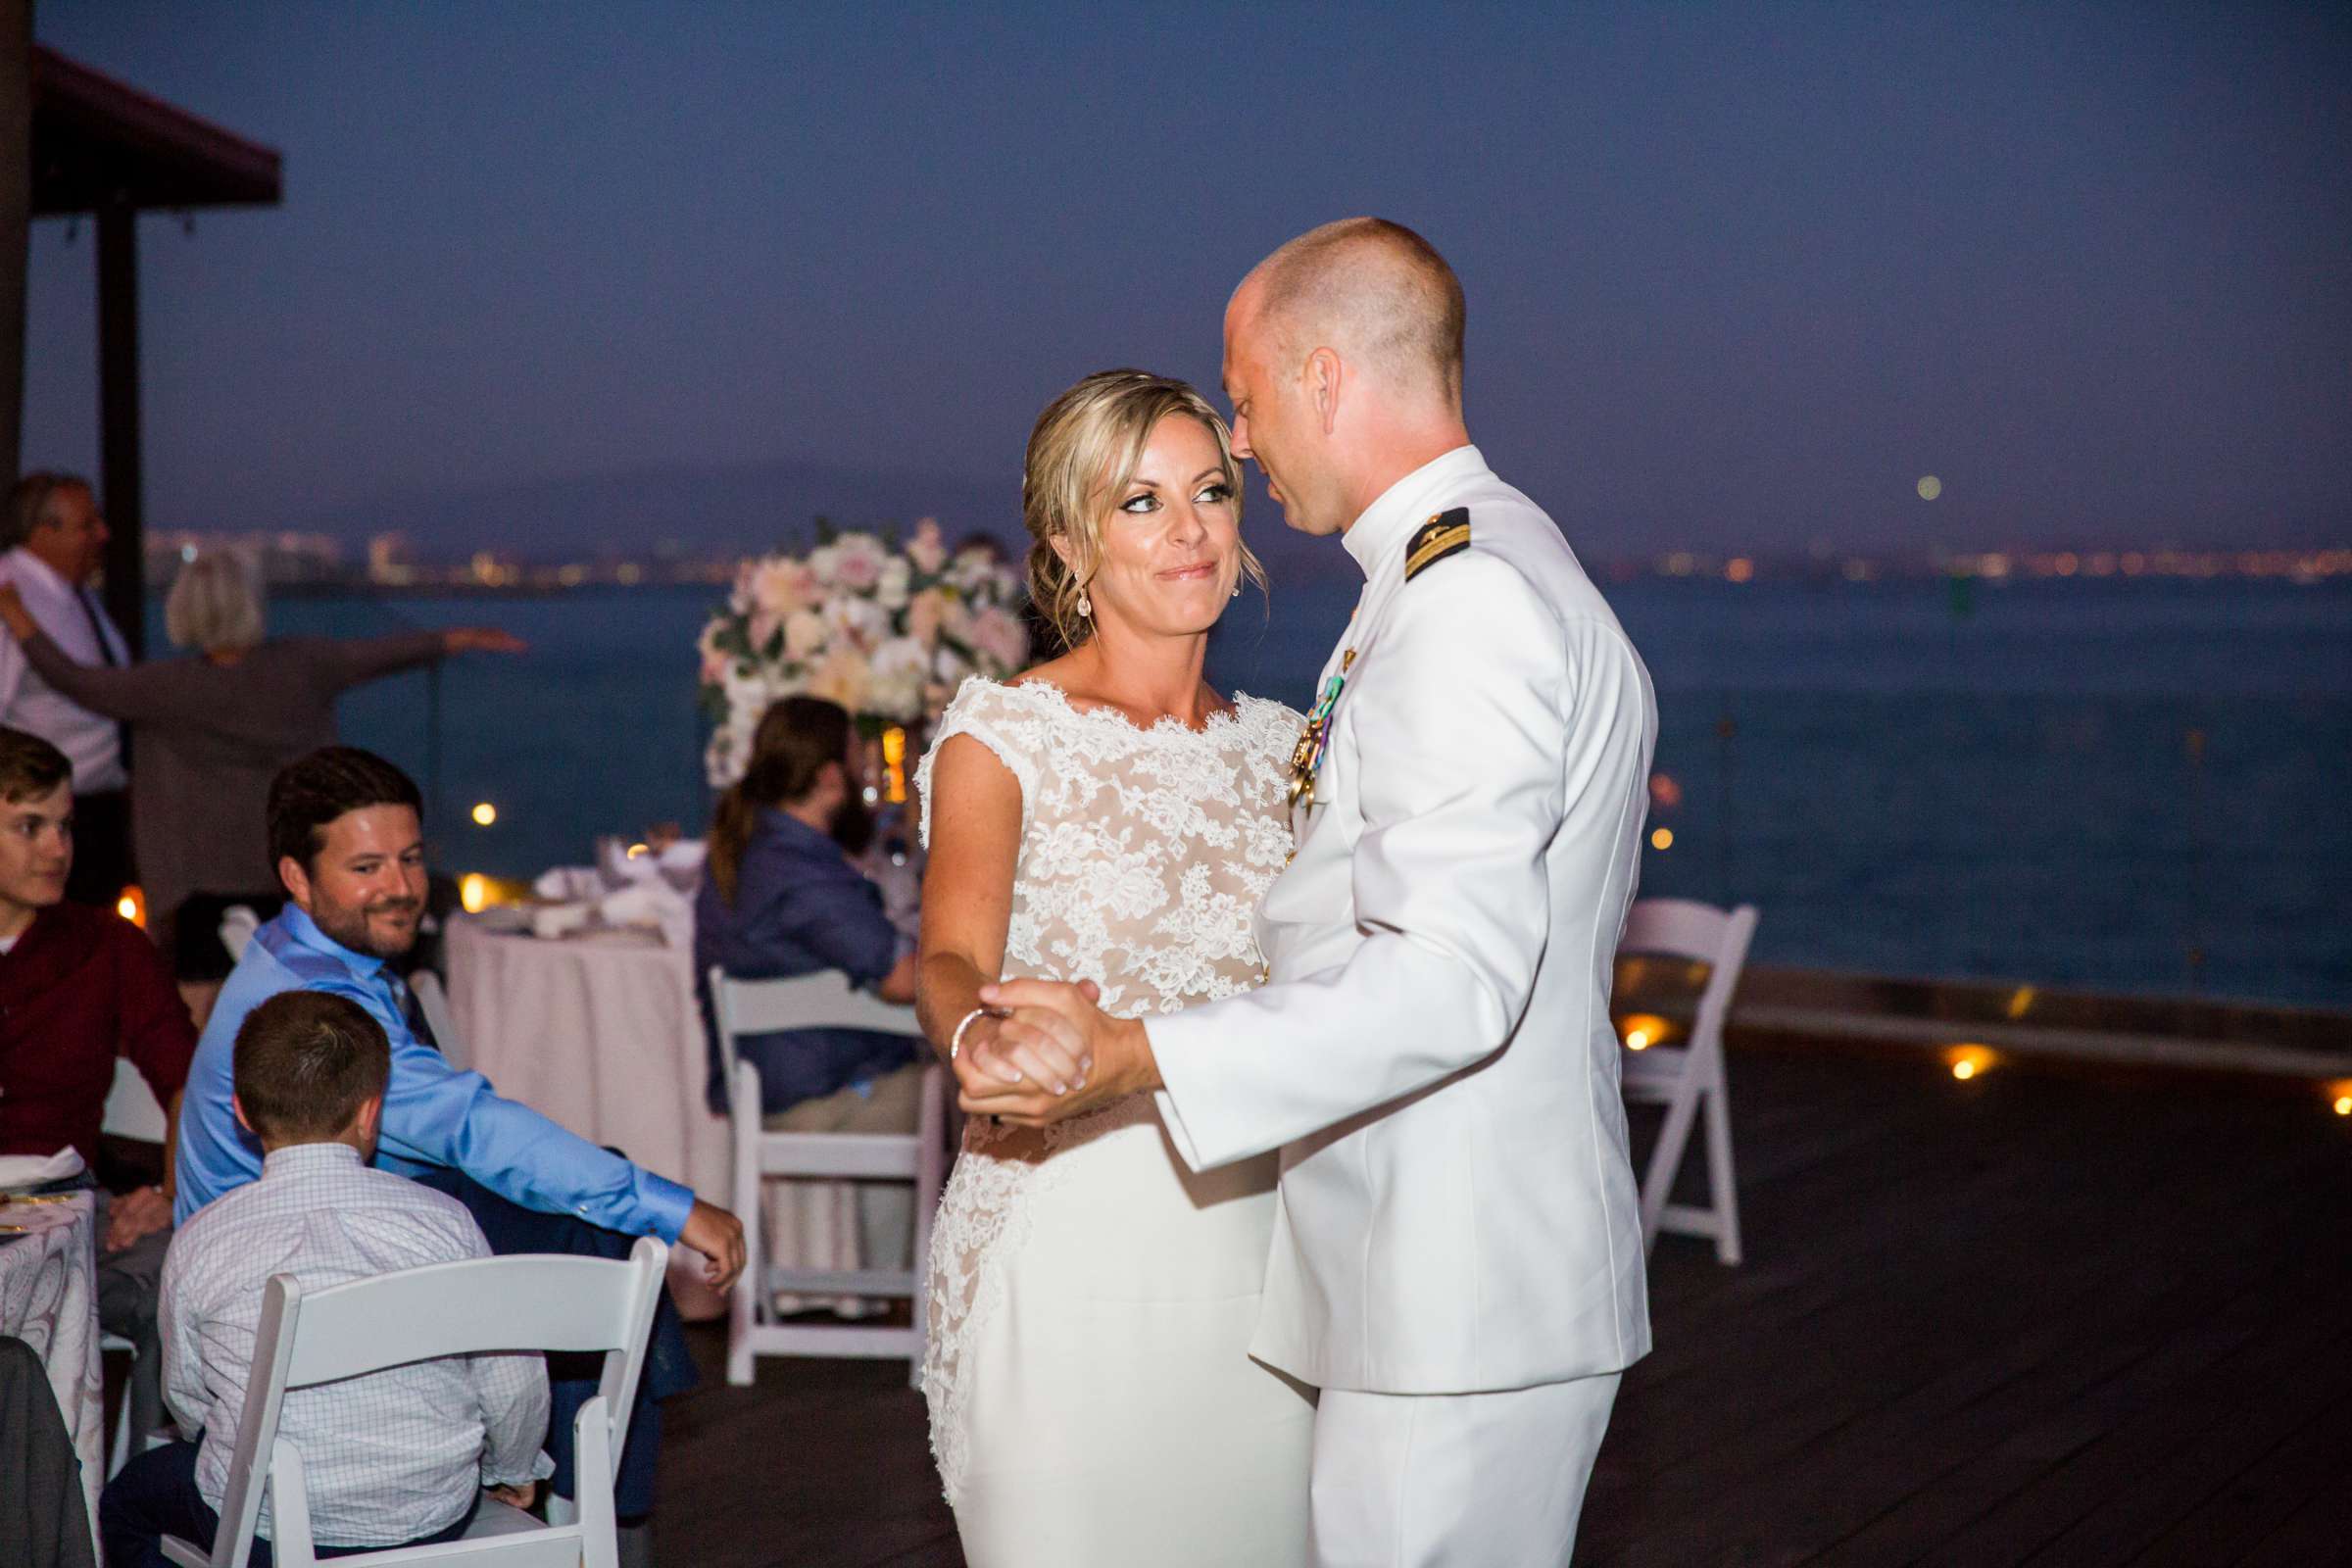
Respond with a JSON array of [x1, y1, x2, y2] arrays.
[[956, 979, 1156, 1126]]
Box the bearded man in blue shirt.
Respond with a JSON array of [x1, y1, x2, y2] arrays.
[[175, 746, 746, 1544]]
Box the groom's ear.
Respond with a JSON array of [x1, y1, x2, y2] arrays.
[[1307, 347, 1343, 434]]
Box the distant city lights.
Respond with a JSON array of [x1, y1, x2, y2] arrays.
[[1917, 475, 1942, 501], [460, 873, 489, 913], [470, 802, 498, 827], [139, 529, 2352, 596]]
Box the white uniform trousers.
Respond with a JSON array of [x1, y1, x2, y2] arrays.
[[1309, 1373, 1622, 1567]]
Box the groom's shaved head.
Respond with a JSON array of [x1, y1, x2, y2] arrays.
[[1240, 218, 1465, 407]]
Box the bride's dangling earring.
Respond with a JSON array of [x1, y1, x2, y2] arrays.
[[1077, 589, 1093, 619], [1231, 582, 1242, 600]]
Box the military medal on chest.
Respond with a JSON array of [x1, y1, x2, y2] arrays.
[[1289, 648, 1355, 810], [1285, 510, 1470, 814]]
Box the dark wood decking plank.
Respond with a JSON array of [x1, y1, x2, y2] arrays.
[[2137, 1391, 2352, 1567], [641, 1048, 2349, 1568]]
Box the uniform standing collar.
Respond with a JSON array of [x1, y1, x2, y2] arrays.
[[1339, 444, 1489, 580]]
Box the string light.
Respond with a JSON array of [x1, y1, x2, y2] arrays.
[[460, 873, 489, 913], [1619, 1014, 1670, 1053], [1650, 827, 1674, 851], [1943, 1044, 1995, 1081], [470, 802, 498, 826]]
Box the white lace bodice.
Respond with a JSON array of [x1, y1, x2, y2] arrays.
[[913, 675, 1302, 1500]]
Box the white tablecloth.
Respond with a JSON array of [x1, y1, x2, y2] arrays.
[[445, 916, 728, 1202], [442, 915, 873, 1314], [1, 1190, 103, 1552]]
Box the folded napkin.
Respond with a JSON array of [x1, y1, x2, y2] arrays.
[[530, 903, 595, 941], [532, 866, 602, 902], [0, 1147, 85, 1192], [599, 880, 694, 950]]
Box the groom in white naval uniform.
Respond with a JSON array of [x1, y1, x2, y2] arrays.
[[963, 217, 1657, 1565]]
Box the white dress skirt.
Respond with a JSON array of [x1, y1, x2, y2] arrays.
[[915, 678, 1314, 1567]]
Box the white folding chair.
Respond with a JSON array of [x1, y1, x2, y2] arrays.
[[1618, 898, 1758, 1265], [708, 968, 946, 1388], [162, 1236, 668, 1568], [409, 968, 468, 1070], [100, 1057, 172, 1477], [218, 905, 261, 964]]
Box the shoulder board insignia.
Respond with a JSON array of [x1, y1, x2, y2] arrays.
[[1404, 508, 1470, 581]]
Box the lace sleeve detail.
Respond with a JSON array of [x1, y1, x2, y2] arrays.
[[916, 678, 1043, 848]]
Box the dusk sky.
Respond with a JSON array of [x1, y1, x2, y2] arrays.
[[20, 2, 2351, 565]]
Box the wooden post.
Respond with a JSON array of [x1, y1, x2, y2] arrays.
[[0, 1, 31, 481], [96, 199, 142, 654]]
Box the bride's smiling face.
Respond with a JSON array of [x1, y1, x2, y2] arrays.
[[1059, 414, 1244, 641]]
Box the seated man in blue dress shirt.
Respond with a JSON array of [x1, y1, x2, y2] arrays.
[[175, 746, 745, 1544], [694, 696, 923, 1269]]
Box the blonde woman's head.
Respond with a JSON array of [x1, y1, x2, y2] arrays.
[[165, 551, 265, 655], [1022, 369, 1265, 652]]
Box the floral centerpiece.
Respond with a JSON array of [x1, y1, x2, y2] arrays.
[[698, 518, 1031, 787]]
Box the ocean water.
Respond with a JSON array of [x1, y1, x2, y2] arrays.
[[184, 574, 2352, 1011]]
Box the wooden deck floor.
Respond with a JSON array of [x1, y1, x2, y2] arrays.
[[651, 1045, 2352, 1567]]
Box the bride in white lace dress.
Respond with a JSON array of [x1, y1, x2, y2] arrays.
[[912, 370, 1313, 1564]]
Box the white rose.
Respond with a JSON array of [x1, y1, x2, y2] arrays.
[[877, 556, 911, 611], [784, 610, 828, 661], [866, 636, 928, 720]]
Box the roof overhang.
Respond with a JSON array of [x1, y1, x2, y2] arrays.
[[30, 44, 282, 215]]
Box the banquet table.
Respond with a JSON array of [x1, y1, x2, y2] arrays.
[[443, 913, 883, 1316], [1, 1189, 104, 1554]]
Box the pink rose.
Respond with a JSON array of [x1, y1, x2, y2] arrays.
[[970, 606, 1029, 673], [830, 533, 886, 592], [753, 561, 815, 618]]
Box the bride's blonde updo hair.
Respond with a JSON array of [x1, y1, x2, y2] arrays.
[[1022, 368, 1266, 651]]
